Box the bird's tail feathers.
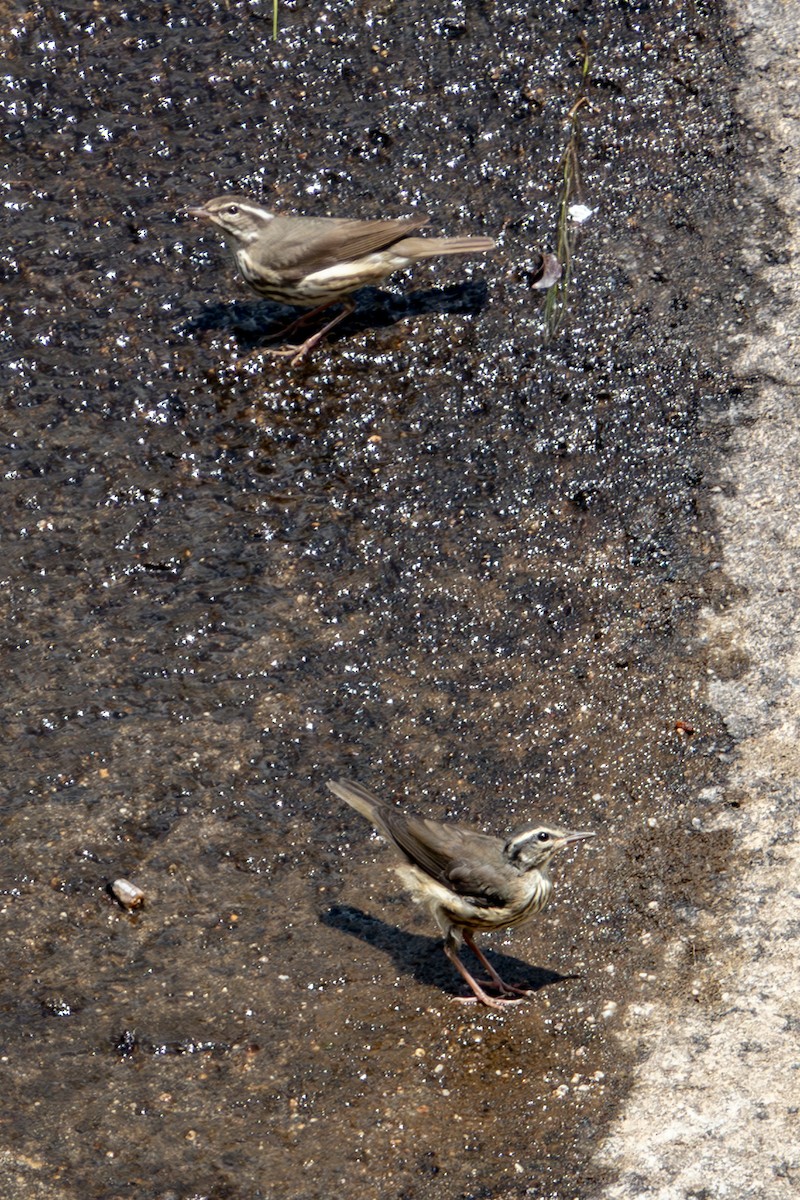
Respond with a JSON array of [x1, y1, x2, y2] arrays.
[[327, 778, 386, 825], [393, 235, 495, 260]]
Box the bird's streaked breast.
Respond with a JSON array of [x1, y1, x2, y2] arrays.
[[439, 871, 553, 932]]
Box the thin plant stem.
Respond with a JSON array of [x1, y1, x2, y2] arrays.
[[544, 34, 592, 341]]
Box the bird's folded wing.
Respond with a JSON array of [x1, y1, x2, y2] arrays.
[[446, 860, 511, 908], [382, 811, 507, 906], [254, 216, 430, 277]]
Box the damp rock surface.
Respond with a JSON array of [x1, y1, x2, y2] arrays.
[[0, 2, 775, 1198]]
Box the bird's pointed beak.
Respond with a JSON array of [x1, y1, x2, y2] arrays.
[[186, 206, 211, 220], [564, 830, 595, 844]]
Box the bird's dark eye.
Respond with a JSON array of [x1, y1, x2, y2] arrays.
[[537, 831, 551, 843], [227, 204, 239, 215]]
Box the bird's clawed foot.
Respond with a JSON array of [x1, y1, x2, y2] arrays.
[[260, 343, 313, 367], [452, 992, 527, 1011], [475, 977, 535, 998]]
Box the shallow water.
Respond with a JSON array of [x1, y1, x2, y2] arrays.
[[0, 2, 764, 1197]]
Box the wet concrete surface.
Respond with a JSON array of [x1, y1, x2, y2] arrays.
[[0, 2, 772, 1198], [596, 1, 800, 1196]]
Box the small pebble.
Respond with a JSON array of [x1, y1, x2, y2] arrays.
[[110, 879, 145, 910]]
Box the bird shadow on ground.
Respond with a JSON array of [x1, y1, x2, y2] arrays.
[[322, 903, 568, 1001], [178, 280, 490, 350]]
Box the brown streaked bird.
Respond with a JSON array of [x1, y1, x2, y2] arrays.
[[187, 194, 499, 364], [328, 778, 594, 1011]]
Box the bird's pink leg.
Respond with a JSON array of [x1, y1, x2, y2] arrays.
[[263, 300, 337, 343], [463, 931, 534, 997], [443, 937, 525, 1010], [262, 299, 356, 365]]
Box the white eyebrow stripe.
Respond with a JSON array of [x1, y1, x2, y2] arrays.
[[217, 201, 275, 221], [504, 829, 544, 853]]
